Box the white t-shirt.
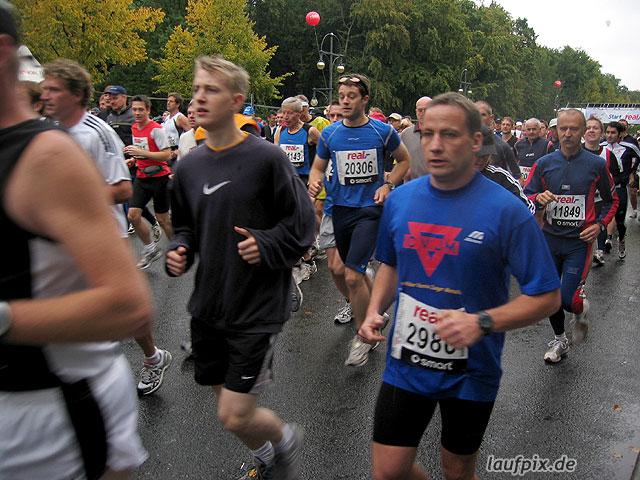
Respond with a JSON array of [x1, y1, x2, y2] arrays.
[[68, 112, 131, 237]]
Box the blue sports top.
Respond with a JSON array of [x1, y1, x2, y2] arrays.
[[279, 124, 312, 175], [376, 172, 559, 401], [316, 118, 401, 208], [524, 148, 618, 238]]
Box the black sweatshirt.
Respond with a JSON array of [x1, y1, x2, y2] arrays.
[[167, 133, 316, 333]]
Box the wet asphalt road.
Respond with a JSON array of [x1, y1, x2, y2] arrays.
[[122, 218, 640, 480]]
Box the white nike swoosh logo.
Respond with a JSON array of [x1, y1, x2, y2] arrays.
[[240, 375, 255, 380], [203, 181, 231, 195]]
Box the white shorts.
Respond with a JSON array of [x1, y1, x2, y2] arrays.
[[317, 213, 336, 250], [0, 355, 147, 479]]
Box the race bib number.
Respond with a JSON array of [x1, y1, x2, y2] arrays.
[[281, 144, 305, 168], [545, 195, 585, 227], [335, 149, 379, 185], [132, 136, 149, 159], [520, 166, 531, 182], [166, 134, 178, 148], [391, 292, 468, 372], [325, 160, 333, 182]]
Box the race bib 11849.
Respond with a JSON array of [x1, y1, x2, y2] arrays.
[[335, 149, 379, 185], [545, 194, 585, 228], [391, 292, 468, 373]]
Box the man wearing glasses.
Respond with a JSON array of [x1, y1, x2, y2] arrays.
[[308, 74, 410, 367]]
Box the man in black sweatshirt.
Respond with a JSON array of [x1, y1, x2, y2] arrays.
[[165, 56, 315, 480]]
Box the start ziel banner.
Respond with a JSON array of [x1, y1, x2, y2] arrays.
[[585, 108, 640, 125]]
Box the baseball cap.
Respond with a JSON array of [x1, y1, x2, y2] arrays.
[[243, 105, 255, 115], [107, 85, 127, 95], [369, 112, 387, 123], [549, 118, 557, 128], [389, 113, 402, 121], [476, 125, 497, 157], [515, 121, 523, 126]]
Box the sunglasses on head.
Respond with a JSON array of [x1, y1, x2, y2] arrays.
[[337, 76, 369, 96]]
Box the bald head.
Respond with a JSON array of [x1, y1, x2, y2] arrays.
[[416, 96, 432, 128]]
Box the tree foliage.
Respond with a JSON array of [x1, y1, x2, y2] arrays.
[[154, 0, 288, 101], [13, 0, 164, 84]]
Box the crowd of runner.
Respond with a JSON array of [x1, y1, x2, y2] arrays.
[[2, 3, 640, 478]]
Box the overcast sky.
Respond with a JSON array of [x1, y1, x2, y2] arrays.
[[487, 0, 640, 92]]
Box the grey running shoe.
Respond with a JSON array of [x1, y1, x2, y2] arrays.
[[137, 245, 163, 270], [618, 238, 626, 259], [137, 349, 172, 395], [543, 338, 569, 363], [274, 424, 304, 480], [151, 222, 162, 243], [593, 250, 605, 266], [291, 282, 303, 313], [345, 335, 373, 367], [334, 302, 354, 324], [570, 299, 590, 344], [300, 261, 317, 281]]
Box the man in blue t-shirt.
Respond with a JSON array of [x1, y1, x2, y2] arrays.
[[359, 92, 560, 480], [308, 73, 410, 368]]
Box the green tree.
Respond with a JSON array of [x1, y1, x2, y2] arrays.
[[154, 0, 288, 102], [13, 0, 164, 84]]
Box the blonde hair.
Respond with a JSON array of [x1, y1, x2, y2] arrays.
[[194, 56, 249, 97]]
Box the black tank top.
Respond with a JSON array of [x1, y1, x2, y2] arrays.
[[0, 119, 65, 390]]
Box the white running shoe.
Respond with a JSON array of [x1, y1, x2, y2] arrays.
[[344, 335, 373, 367], [543, 338, 569, 363], [334, 302, 354, 324]]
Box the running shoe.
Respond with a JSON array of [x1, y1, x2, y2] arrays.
[[137, 349, 172, 395], [273, 424, 304, 480], [570, 299, 590, 344], [604, 238, 613, 253], [291, 281, 303, 313], [630, 210, 637, 219], [181, 341, 193, 358], [127, 224, 135, 235], [334, 302, 354, 324], [137, 245, 163, 270], [618, 238, 626, 259], [593, 250, 605, 266], [345, 335, 373, 367], [309, 242, 320, 259], [151, 222, 162, 243], [300, 261, 316, 281], [543, 338, 569, 363], [238, 463, 275, 480]]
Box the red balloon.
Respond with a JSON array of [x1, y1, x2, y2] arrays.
[[554, 80, 562, 87], [306, 11, 320, 26]]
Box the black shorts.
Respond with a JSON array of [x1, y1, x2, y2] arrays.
[[332, 205, 382, 273], [130, 175, 170, 214], [191, 317, 277, 394], [373, 382, 494, 456]]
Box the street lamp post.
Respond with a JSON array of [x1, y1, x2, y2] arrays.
[[311, 32, 344, 108], [458, 68, 472, 97]]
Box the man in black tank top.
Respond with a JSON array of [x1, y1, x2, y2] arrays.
[[0, 7, 153, 478]]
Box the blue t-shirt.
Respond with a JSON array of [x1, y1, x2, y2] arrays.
[[376, 172, 560, 402], [317, 118, 401, 208], [279, 125, 311, 175]]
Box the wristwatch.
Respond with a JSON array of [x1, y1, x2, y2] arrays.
[[598, 222, 605, 232], [477, 311, 493, 336], [384, 181, 395, 190], [0, 302, 12, 340]]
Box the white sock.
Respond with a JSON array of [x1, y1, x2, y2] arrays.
[[144, 347, 160, 364], [251, 441, 275, 467], [274, 424, 293, 453]]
